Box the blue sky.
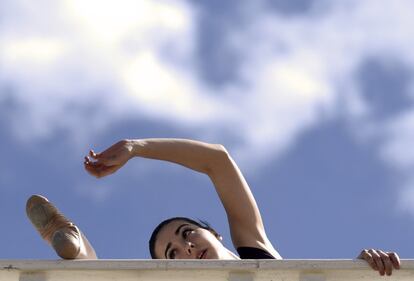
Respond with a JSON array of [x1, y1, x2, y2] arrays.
[[1, 0, 413, 259]]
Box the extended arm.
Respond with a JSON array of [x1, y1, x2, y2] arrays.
[[84, 138, 281, 258], [85, 139, 227, 175]]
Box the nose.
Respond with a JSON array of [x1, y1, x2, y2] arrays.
[[184, 241, 195, 256]]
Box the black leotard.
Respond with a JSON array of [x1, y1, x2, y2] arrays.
[[237, 247, 276, 259]]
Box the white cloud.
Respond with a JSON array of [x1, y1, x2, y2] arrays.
[[120, 50, 227, 123], [2, 0, 414, 209], [2, 38, 65, 65], [377, 112, 414, 216], [0, 0, 201, 139], [380, 112, 414, 170], [61, 0, 192, 47]]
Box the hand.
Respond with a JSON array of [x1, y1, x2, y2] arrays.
[[84, 139, 135, 178], [358, 249, 400, 276]]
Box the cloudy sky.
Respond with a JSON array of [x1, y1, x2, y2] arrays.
[[1, 0, 413, 259]]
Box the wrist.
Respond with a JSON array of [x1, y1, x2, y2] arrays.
[[129, 139, 145, 157]]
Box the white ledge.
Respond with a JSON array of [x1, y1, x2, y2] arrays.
[[1, 260, 413, 281]]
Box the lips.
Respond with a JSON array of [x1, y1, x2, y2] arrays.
[[197, 249, 207, 259]]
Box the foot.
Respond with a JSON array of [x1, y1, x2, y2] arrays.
[[26, 195, 81, 259]]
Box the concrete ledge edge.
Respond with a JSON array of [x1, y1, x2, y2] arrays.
[[1, 260, 413, 271]]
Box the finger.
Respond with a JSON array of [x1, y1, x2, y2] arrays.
[[89, 150, 99, 159], [84, 164, 98, 177], [97, 165, 119, 177], [84, 161, 105, 177], [387, 252, 401, 270], [86, 153, 113, 167], [358, 250, 378, 271], [377, 250, 393, 276], [357, 249, 369, 260], [369, 249, 385, 276], [84, 156, 90, 164], [86, 149, 113, 165], [84, 162, 99, 177]]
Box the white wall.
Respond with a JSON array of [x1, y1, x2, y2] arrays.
[[1, 260, 413, 281]]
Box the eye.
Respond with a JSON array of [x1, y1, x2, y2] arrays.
[[168, 249, 177, 259], [182, 228, 192, 239]]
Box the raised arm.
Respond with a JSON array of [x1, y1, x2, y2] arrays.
[[84, 139, 227, 176], [84, 138, 281, 258]]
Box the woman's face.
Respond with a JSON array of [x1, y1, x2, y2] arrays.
[[153, 219, 234, 259]]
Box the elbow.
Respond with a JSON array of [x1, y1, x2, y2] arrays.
[[213, 143, 228, 154], [204, 144, 231, 175], [212, 144, 230, 159]]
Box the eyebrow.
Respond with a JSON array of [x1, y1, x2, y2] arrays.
[[175, 224, 189, 235], [164, 224, 190, 258]]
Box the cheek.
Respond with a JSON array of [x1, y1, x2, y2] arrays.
[[192, 231, 222, 248], [174, 249, 186, 259]]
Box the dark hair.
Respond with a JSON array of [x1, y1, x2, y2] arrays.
[[149, 217, 221, 259]]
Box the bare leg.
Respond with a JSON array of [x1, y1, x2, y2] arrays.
[[26, 195, 98, 259]]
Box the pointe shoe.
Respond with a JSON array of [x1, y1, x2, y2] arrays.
[[26, 195, 81, 259]]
